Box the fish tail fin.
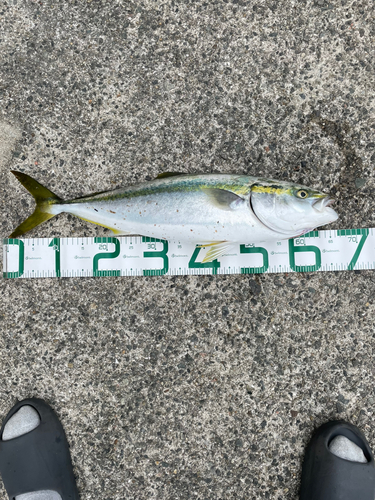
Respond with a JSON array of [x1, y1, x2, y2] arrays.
[[9, 171, 63, 238]]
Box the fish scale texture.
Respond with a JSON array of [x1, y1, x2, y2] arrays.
[[1, 1, 375, 499]]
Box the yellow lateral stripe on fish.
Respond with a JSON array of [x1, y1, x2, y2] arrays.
[[223, 184, 250, 196], [251, 185, 293, 195], [251, 184, 327, 198]]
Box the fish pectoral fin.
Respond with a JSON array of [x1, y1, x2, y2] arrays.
[[155, 172, 186, 179], [111, 228, 128, 235], [198, 241, 234, 263], [202, 188, 245, 211]]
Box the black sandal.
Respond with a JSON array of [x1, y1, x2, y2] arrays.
[[300, 420, 375, 500], [0, 398, 79, 499]]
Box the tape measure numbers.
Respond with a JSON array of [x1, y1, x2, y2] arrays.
[[2, 228, 373, 279]]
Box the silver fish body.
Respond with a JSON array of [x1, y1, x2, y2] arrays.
[[53, 173, 337, 239], [10, 172, 338, 260], [56, 175, 281, 242]]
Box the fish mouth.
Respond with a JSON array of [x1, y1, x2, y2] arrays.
[[313, 196, 335, 213]]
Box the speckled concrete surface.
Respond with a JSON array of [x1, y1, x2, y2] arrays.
[[1, 0, 375, 498]]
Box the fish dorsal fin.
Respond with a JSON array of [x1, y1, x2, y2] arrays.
[[202, 188, 245, 211], [197, 241, 234, 263], [155, 172, 186, 179]]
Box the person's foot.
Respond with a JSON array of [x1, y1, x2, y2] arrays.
[[300, 420, 375, 500], [0, 398, 79, 499]]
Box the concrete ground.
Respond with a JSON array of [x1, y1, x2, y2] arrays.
[[1, 0, 375, 498]]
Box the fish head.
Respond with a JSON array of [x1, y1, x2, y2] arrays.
[[250, 181, 338, 237]]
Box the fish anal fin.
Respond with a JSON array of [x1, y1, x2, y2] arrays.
[[202, 188, 245, 211], [111, 228, 126, 235], [198, 241, 234, 263], [155, 172, 186, 179], [76, 216, 128, 235]]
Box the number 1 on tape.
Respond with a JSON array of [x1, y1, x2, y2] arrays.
[[3, 228, 374, 278]]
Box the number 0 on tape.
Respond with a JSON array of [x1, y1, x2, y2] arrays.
[[2, 228, 374, 278]]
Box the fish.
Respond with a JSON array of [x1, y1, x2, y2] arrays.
[[9, 171, 338, 262]]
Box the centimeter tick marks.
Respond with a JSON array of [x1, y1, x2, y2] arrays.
[[2, 228, 374, 278]]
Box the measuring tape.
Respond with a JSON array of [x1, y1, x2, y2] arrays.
[[2, 228, 373, 278]]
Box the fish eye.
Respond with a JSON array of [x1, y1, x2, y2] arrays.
[[296, 189, 309, 199]]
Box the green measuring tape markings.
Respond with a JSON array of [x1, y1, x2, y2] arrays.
[[2, 228, 373, 278]]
